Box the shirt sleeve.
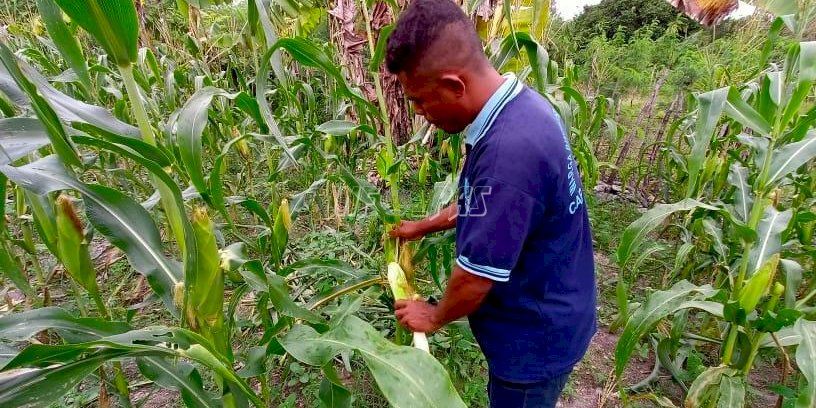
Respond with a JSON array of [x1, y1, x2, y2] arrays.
[[455, 177, 542, 282]]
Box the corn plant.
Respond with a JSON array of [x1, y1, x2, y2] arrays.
[[614, 4, 816, 407], [0, 0, 473, 406]]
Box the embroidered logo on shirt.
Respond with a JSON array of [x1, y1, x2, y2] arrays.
[[459, 178, 492, 217]]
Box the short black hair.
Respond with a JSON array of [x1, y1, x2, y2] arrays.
[[386, 0, 484, 75]]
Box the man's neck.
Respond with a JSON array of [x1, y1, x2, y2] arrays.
[[468, 70, 507, 121]]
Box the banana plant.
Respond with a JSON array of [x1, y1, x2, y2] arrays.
[[614, 7, 816, 406]]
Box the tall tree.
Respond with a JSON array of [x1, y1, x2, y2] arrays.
[[570, 0, 700, 46]]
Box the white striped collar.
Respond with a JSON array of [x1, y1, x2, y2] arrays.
[[464, 72, 524, 146]]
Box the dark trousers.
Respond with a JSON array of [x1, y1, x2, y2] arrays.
[[487, 372, 571, 408]]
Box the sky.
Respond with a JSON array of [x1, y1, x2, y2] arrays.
[[555, 0, 757, 21]]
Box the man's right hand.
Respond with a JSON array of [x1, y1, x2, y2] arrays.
[[389, 220, 426, 241]]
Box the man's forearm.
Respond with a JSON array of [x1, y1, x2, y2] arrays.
[[417, 203, 457, 235], [432, 265, 493, 327]]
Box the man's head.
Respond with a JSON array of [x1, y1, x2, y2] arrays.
[[386, 0, 495, 133]]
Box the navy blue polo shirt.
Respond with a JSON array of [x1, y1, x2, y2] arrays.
[[455, 73, 597, 382]]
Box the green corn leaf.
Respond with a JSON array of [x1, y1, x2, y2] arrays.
[[0, 43, 81, 168], [702, 218, 728, 260], [717, 374, 746, 408], [268, 274, 324, 323], [139, 48, 162, 84], [760, 327, 801, 348], [795, 318, 816, 408], [656, 338, 688, 392], [724, 86, 772, 136], [289, 179, 327, 219], [616, 199, 717, 269], [331, 163, 398, 224], [747, 207, 792, 278], [779, 43, 816, 128], [316, 120, 376, 137], [0, 89, 15, 117], [236, 344, 270, 378], [72, 123, 173, 167], [52, 0, 139, 67], [501, 0, 518, 54], [531, 0, 550, 42], [0, 156, 183, 316], [179, 343, 264, 407], [0, 60, 139, 138], [209, 132, 255, 229], [766, 131, 816, 187], [69, 134, 198, 316], [0, 238, 35, 299], [755, 0, 797, 17], [219, 242, 262, 277], [177, 87, 265, 202], [305, 276, 382, 311], [281, 258, 367, 280], [0, 307, 130, 343], [0, 349, 130, 408], [26, 192, 59, 255], [758, 71, 780, 122], [254, 54, 299, 166], [35, 0, 92, 94], [265, 38, 376, 115], [766, 71, 783, 108], [137, 357, 219, 408], [492, 32, 549, 92], [727, 164, 752, 224], [0, 324, 262, 407], [0, 119, 53, 166], [280, 315, 467, 408], [781, 79, 814, 131], [781, 259, 803, 309], [686, 87, 728, 198], [249, 0, 287, 83], [428, 173, 459, 216], [756, 18, 785, 78], [615, 281, 717, 376], [685, 366, 739, 408], [235, 258, 324, 323], [561, 86, 589, 125], [319, 363, 352, 408], [368, 24, 394, 72], [799, 42, 816, 82]]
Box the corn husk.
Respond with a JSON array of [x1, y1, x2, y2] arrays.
[[387, 262, 429, 352]]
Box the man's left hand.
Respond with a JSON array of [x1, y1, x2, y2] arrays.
[[394, 300, 441, 333]]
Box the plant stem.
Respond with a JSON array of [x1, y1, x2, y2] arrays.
[[70, 279, 88, 316], [120, 65, 155, 146], [359, 0, 400, 216], [260, 374, 271, 407], [91, 290, 110, 320], [112, 362, 132, 407], [723, 120, 780, 365], [742, 331, 763, 376], [119, 63, 187, 258]]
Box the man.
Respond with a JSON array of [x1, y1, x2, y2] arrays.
[[385, 0, 597, 407]]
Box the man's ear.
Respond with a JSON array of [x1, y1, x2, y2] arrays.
[[438, 74, 466, 98]]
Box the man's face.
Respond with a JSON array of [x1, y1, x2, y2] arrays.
[[398, 71, 470, 134]]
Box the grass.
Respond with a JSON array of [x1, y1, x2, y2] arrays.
[[588, 198, 644, 255]]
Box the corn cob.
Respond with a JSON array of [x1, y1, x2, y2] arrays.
[[387, 262, 430, 352]]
